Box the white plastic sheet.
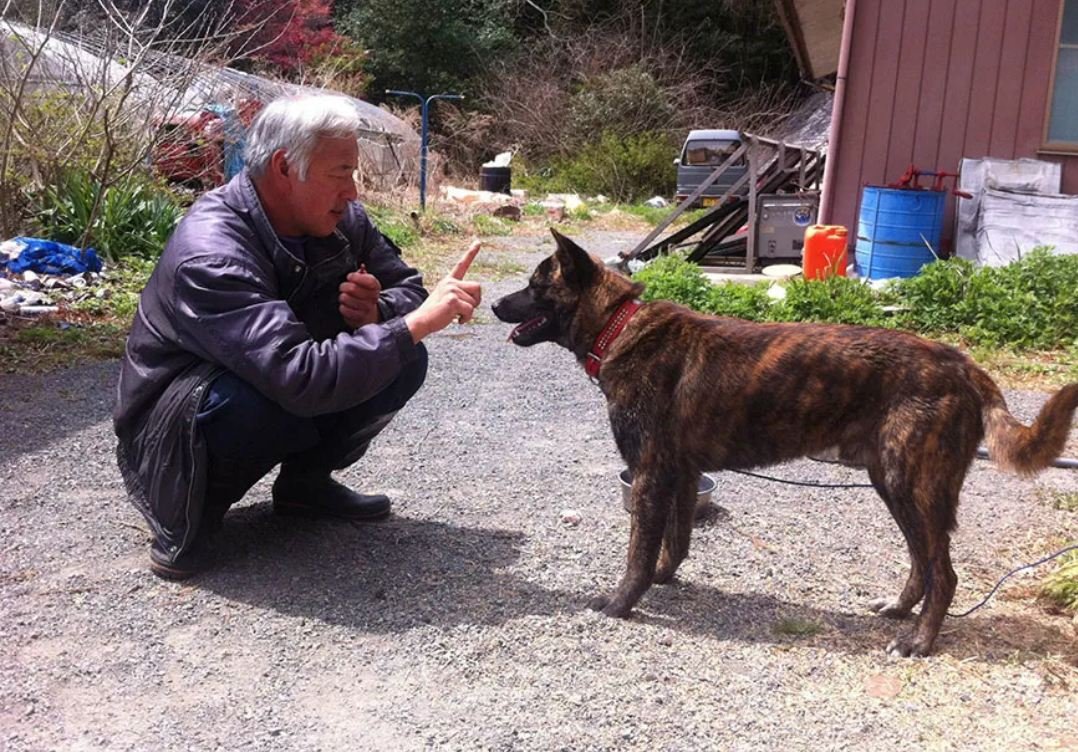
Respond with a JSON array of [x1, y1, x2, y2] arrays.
[[976, 188, 1078, 266], [955, 157, 1062, 263]]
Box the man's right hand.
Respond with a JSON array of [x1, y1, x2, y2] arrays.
[[405, 241, 482, 343]]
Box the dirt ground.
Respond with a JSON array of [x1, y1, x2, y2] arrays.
[[2, 228, 1077, 751]]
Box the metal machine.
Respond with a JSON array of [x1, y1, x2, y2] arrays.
[[755, 193, 819, 259]]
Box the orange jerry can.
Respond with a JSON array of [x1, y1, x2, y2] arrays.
[[802, 225, 849, 280]]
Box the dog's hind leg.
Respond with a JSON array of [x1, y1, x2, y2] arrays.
[[885, 480, 960, 657], [893, 525, 957, 657], [868, 427, 965, 657], [653, 473, 698, 584], [588, 465, 673, 617], [866, 465, 926, 619]]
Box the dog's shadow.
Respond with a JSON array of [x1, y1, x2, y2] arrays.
[[198, 503, 579, 631], [633, 578, 1078, 663]]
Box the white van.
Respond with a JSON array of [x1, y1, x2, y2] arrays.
[[674, 129, 748, 207]]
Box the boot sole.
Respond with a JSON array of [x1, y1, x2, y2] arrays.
[[148, 559, 200, 581]]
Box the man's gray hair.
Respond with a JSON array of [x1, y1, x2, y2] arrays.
[[244, 94, 362, 181]]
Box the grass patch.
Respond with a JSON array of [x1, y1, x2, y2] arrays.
[[472, 214, 514, 237], [0, 318, 128, 374], [1045, 490, 1078, 513]]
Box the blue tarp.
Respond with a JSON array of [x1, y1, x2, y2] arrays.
[[1, 237, 102, 275], [205, 104, 247, 181]]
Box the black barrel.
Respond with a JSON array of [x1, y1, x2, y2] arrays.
[[479, 165, 511, 194]]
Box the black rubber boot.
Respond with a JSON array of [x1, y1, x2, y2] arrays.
[[271, 467, 391, 521]]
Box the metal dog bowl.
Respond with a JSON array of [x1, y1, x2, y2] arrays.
[[618, 469, 717, 519]]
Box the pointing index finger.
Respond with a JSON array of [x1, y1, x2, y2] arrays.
[[450, 240, 482, 280]]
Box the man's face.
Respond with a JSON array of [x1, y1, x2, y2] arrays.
[[288, 136, 359, 237]]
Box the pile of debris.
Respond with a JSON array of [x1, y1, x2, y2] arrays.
[[0, 238, 108, 317]]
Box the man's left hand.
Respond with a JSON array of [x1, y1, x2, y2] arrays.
[[339, 265, 382, 328]]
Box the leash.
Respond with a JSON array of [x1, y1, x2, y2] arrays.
[[720, 464, 1078, 617]]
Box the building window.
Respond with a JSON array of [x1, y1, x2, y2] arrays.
[[1047, 0, 1078, 147]]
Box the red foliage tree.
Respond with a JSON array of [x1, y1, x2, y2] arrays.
[[237, 0, 350, 74]]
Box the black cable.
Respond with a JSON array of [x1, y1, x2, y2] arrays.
[[718, 466, 1078, 618], [729, 468, 874, 489], [948, 544, 1078, 617]]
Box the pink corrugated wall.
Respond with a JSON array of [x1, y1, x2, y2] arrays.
[[826, 0, 1077, 253]]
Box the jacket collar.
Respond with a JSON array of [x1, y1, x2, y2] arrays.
[[223, 171, 349, 271]]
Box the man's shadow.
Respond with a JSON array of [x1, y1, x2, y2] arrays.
[[196, 503, 1077, 663], [198, 502, 580, 632]]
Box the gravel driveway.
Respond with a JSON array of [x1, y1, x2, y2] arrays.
[[2, 228, 1077, 751]]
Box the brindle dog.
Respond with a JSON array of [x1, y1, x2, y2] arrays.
[[492, 230, 1078, 657]]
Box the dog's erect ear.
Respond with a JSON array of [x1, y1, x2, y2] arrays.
[[551, 229, 596, 289]]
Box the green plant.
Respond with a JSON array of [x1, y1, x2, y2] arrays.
[[472, 214, 513, 236], [773, 275, 889, 327], [73, 257, 157, 319], [364, 204, 420, 248], [548, 130, 676, 202], [1047, 491, 1078, 513], [705, 281, 773, 321], [566, 65, 677, 139], [893, 249, 1078, 350], [569, 205, 593, 222], [1041, 550, 1078, 614], [634, 254, 713, 311], [33, 171, 183, 262]]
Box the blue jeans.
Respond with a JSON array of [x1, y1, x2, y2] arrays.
[[194, 344, 427, 516]]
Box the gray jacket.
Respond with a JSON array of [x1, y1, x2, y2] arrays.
[[114, 172, 427, 560]]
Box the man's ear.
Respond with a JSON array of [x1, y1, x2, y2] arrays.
[[269, 149, 291, 179], [551, 229, 596, 289]]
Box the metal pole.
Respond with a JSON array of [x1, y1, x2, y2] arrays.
[[385, 90, 463, 212], [419, 97, 429, 210]]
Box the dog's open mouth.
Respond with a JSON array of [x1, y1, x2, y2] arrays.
[[509, 315, 550, 344]]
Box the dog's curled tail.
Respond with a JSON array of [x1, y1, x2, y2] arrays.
[[973, 368, 1078, 475]]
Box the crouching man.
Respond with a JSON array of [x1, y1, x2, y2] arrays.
[[114, 94, 481, 580]]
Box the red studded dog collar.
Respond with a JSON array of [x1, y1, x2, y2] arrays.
[[585, 299, 643, 380]]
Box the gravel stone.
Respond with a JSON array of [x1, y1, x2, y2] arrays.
[[1, 229, 1076, 751]]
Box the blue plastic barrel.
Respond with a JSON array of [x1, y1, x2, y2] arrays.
[[854, 187, 945, 279]]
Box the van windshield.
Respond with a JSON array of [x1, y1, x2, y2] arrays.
[[684, 139, 740, 166]]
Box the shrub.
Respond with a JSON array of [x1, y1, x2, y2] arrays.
[[633, 247, 1077, 350], [566, 65, 677, 140], [773, 275, 889, 327], [548, 130, 676, 202], [705, 282, 773, 321], [32, 171, 183, 262], [893, 249, 1078, 350], [634, 254, 713, 311]]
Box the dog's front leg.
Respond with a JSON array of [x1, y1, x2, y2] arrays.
[[654, 473, 698, 584], [588, 470, 669, 617]]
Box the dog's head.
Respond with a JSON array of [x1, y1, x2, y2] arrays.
[[492, 229, 638, 349]]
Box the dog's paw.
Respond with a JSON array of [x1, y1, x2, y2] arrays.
[[868, 597, 912, 619], [587, 594, 633, 618], [886, 633, 932, 658]]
